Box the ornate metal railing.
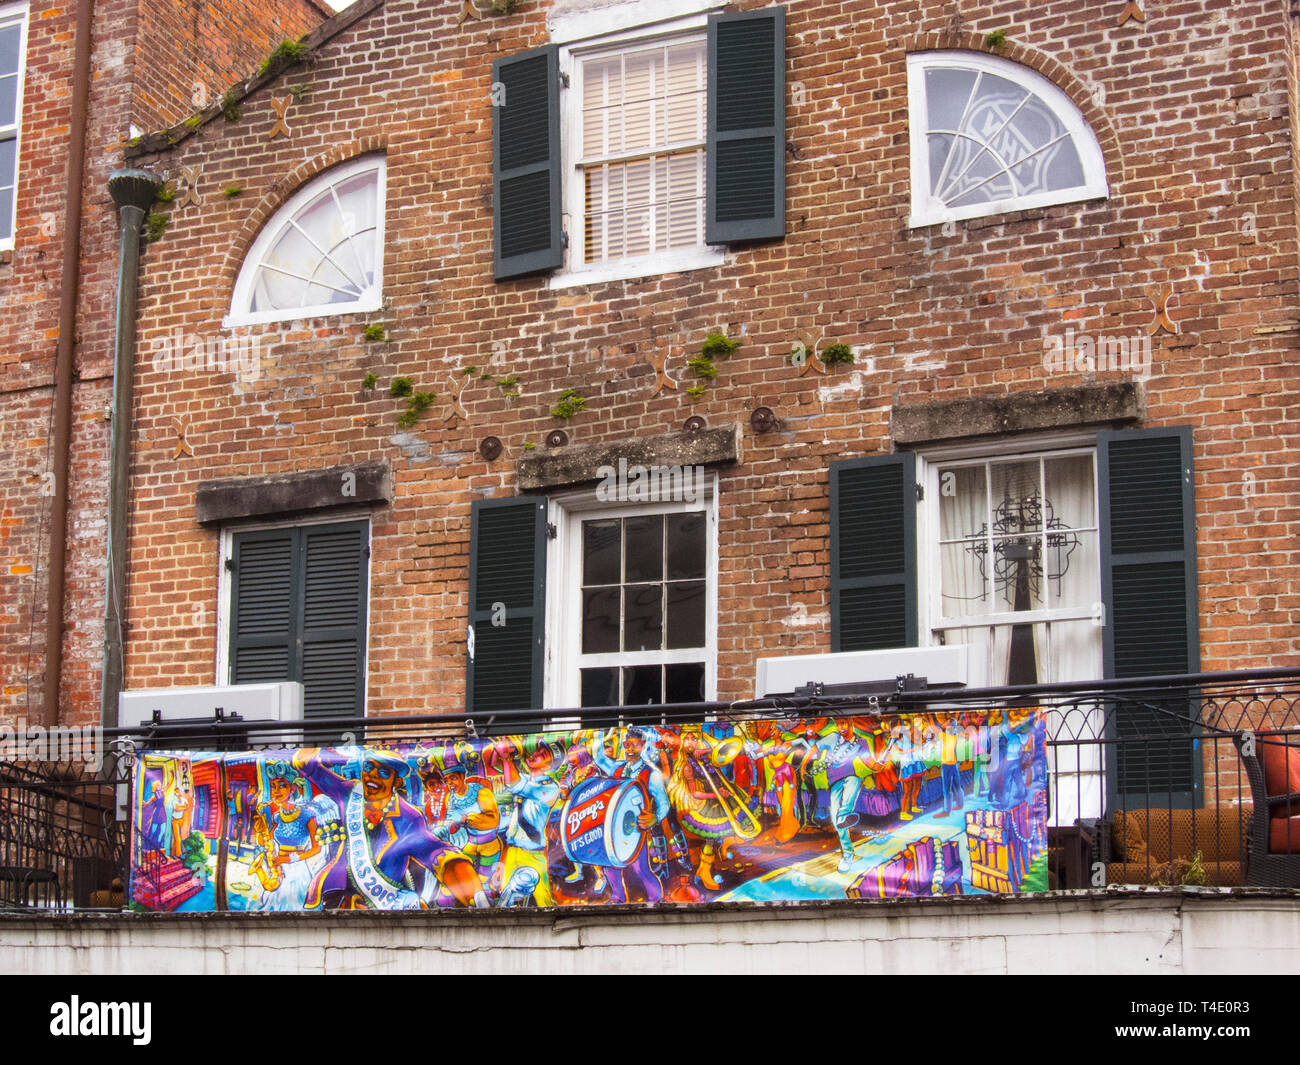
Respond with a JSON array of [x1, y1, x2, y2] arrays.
[[2, 668, 1296, 911]]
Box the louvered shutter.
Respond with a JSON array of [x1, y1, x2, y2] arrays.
[[229, 521, 369, 722], [706, 6, 785, 244], [492, 44, 563, 281], [230, 529, 297, 687], [829, 453, 918, 652], [467, 497, 548, 715], [300, 522, 369, 721], [1099, 427, 1200, 804]]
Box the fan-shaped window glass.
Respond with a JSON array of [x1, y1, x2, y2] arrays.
[[906, 53, 1106, 227], [228, 156, 386, 325]]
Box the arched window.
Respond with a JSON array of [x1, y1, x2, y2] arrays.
[[906, 52, 1107, 227], [228, 156, 386, 325]]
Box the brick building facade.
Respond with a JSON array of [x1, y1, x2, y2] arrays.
[[0, 0, 328, 731], [9, 0, 1300, 785]]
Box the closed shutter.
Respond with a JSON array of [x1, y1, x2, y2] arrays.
[[230, 529, 296, 686], [829, 453, 918, 652], [467, 497, 548, 715], [706, 6, 785, 244], [300, 523, 369, 720], [229, 521, 369, 722], [492, 44, 563, 281], [1099, 427, 1199, 804]]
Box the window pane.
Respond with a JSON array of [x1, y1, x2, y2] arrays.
[[989, 461, 1043, 533], [1044, 455, 1095, 528], [0, 185, 11, 241], [581, 667, 619, 709], [940, 540, 988, 617], [665, 662, 705, 704], [0, 71, 16, 129], [666, 512, 705, 579], [583, 519, 621, 585], [623, 583, 662, 651], [666, 580, 705, 649], [623, 665, 661, 705], [938, 465, 987, 541], [925, 67, 977, 131], [582, 587, 620, 654], [625, 515, 663, 582]]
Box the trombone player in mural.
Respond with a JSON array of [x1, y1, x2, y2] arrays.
[[668, 728, 762, 891]]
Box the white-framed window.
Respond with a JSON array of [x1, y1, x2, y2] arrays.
[[0, 2, 30, 252], [545, 480, 718, 710], [906, 51, 1107, 228], [917, 435, 1102, 824], [216, 513, 371, 721], [551, 6, 725, 288], [227, 155, 386, 326]]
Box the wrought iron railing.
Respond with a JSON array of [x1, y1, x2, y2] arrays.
[[1, 668, 1296, 911]]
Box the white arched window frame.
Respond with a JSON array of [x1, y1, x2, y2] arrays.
[[226, 155, 386, 327], [906, 51, 1107, 228]]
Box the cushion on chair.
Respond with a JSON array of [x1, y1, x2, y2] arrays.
[[1268, 813, 1300, 855], [1262, 739, 1300, 798]]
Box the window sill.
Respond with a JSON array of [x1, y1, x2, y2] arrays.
[[547, 247, 724, 290], [908, 187, 1109, 229], [222, 293, 383, 329]]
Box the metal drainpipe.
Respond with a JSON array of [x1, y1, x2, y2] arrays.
[[101, 169, 162, 730], [41, 0, 93, 728]]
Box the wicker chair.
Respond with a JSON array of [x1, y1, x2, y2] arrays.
[[1233, 731, 1300, 887]]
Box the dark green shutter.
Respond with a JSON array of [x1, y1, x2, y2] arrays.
[[467, 497, 548, 715], [1099, 427, 1199, 804], [829, 453, 918, 652], [492, 44, 562, 281], [300, 522, 369, 720], [229, 520, 368, 722], [230, 529, 297, 687], [706, 6, 785, 244]]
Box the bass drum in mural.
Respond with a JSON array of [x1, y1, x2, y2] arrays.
[[127, 708, 1050, 912]]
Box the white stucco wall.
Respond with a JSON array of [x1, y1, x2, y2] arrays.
[[2, 889, 1298, 975]]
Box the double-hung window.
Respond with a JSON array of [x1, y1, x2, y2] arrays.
[[491, 4, 785, 284], [0, 3, 29, 251], [830, 428, 1199, 811]]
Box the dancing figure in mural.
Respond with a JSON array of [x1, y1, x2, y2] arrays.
[[743, 719, 808, 843], [802, 717, 876, 872], [292, 746, 486, 909], [497, 740, 561, 907], [167, 770, 193, 859], [251, 761, 321, 911], [429, 759, 503, 889]]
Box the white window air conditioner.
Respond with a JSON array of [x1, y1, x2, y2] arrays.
[[118, 682, 304, 750], [754, 645, 987, 700]]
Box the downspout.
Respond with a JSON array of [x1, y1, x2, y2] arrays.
[[41, 0, 93, 728], [101, 168, 162, 730]]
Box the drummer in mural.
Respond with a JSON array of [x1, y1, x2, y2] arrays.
[[291, 745, 487, 909]]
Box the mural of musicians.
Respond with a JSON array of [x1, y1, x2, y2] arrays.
[[497, 739, 561, 907], [426, 753, 504, 892], [291, 745, 487, 909]]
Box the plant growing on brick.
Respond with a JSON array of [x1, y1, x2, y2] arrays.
[[822, 343, 855, 365], [496, 375, 520, 397], [259, 37, 310, 78], [397, 391, 436, 429], [687, 356, 718, 379], [685, 383, 707, 399], [700, 332, 741, 360], [155, 185, 176, 204], [364, 323, 389, 342], [362, 372, 378, 390], [223, 185, 244, 199], [521, 440, 536, 450], [183, 114, 202, 130], [142, 213, 168, 242], [220, 90, 241, 122], [287, 82, 313, 100], [389, 376, 414, 398], [984, 29, 1007, 51], [550, 388, 587, 420]]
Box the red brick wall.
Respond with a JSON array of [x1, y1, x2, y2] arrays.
[[0, 0, 328, 730], [11, 0, 1300, 736], [131, 0, 329, 132]]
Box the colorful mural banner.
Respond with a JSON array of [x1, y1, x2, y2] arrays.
[[128, 709, 1049, 912]]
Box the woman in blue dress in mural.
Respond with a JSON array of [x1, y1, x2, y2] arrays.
[[252, 761, 321, 912]]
